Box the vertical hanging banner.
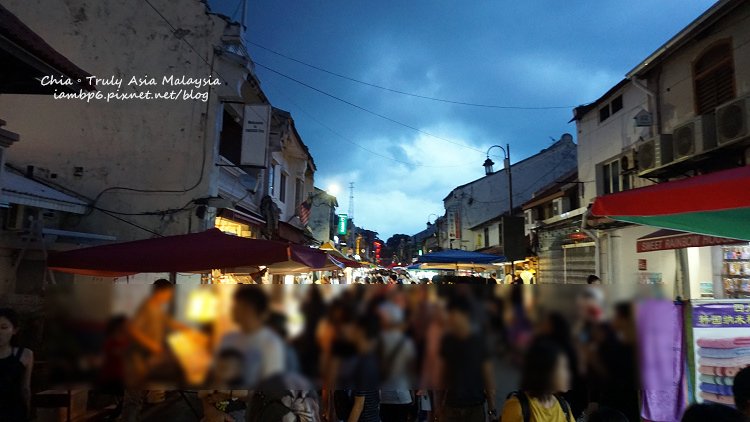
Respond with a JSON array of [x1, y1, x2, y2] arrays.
[[241, 104, 271, 167], [447, 210, 461, 240], [637, 299, 686, 422]]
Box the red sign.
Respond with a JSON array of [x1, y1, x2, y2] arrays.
[[637, 233, 742, 253], [638, 259, 647, 271]]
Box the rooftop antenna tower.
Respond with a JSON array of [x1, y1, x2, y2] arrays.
[[348, 182, 355, 222], [348, 182, 355, 249]]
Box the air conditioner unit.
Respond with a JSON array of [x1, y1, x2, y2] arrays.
[[672, 114, 717, 161], [552, 197, 570, 216], [4, 204, 27, 231], [636, 134, 673, 175], [619, 149, 637, 173], [716, 96, 750, 146]]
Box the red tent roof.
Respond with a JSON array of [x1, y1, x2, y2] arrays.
[[591, 166, 750, 240], [591, 166, 750, 217], [48, 228, 329, 277]]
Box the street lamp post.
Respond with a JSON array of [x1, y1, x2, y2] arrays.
[[427, 213, 440, 251], [484, 144, 513, 215]]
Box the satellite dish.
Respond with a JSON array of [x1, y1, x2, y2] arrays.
[[239, 173, 258, 192]]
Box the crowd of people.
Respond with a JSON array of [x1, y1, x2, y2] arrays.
[[3, 278, 750, 421]]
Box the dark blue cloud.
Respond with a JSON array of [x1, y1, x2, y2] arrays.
[[210, 0, 716, 237]]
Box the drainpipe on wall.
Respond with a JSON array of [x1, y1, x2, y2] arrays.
[[608, 233, 622, 285], [580, 210, 601, 278]]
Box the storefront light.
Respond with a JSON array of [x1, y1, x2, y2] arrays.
[[186, 288, 218, 323]]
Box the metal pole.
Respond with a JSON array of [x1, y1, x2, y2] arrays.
[[240, 0, 248, 34], [507, 143, 513, 215]]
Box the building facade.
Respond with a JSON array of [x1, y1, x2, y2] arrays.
[[522, 171, 593, 284], [0, 0, 319, 296], [575, 0, 750, 298], [440, 134, 578, 256], [308, 187, 338, 244]]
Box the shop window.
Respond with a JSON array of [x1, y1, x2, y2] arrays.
[[599, 105, 610, 122], [693, 40, 735, 115], [215, 217, 253, 238], [598, 95, 623, 123], [268, 163, 276, 196], [279, 172, 287, 203], [601, 157, 632, 195], [219, 109, 243, 165], [611, 95, 623, 114]]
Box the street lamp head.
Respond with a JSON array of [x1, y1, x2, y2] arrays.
[[483, 157, 495, 175]]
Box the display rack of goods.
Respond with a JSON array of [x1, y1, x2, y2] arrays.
[[723, 246, 750, 298]]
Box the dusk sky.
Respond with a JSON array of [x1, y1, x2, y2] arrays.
[[210, 0, 716, 239]]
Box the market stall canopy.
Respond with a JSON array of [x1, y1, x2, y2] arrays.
[[591, 166, 750, 240], [47, 228, 330, 277], [411, 249, 505, 271], [409, 262, 502, 271], [416, 249, 505, 264], [319, 242, 363, 268], [328, 254, 363, 269]]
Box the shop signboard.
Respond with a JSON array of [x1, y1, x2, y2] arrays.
[[240, 104, 271, 167], [637, 232, 743, 253], [447, 210, 461, 240], [337, 214, 348, 235], [689, 300, 750, 404]]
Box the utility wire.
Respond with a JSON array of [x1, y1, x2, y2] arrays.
[[264, 81, 479, 168], [96, 208, 165, 237], [254, 61, 487, 155], [248, 41, 577, 110]]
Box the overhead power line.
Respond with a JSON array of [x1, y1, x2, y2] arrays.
[[264, 81, 478, 168], [248, 41, 577, 110], [254, 61, 487, 154]]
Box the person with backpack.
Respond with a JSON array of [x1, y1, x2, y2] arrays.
[[377, 300, 416, 422], [501, 338, 574, 422]]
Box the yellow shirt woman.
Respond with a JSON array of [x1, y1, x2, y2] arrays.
[[500, 394, 575, 422]]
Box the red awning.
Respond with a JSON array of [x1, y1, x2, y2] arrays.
[[47, 228, 329, 277], [591, 166, 750, 240]]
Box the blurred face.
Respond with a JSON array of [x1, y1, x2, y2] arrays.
[[0, 317, 16, 347], [152, 288, 174, 305], [551, 353, 571, 393], [231, 301, 259, 327]]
